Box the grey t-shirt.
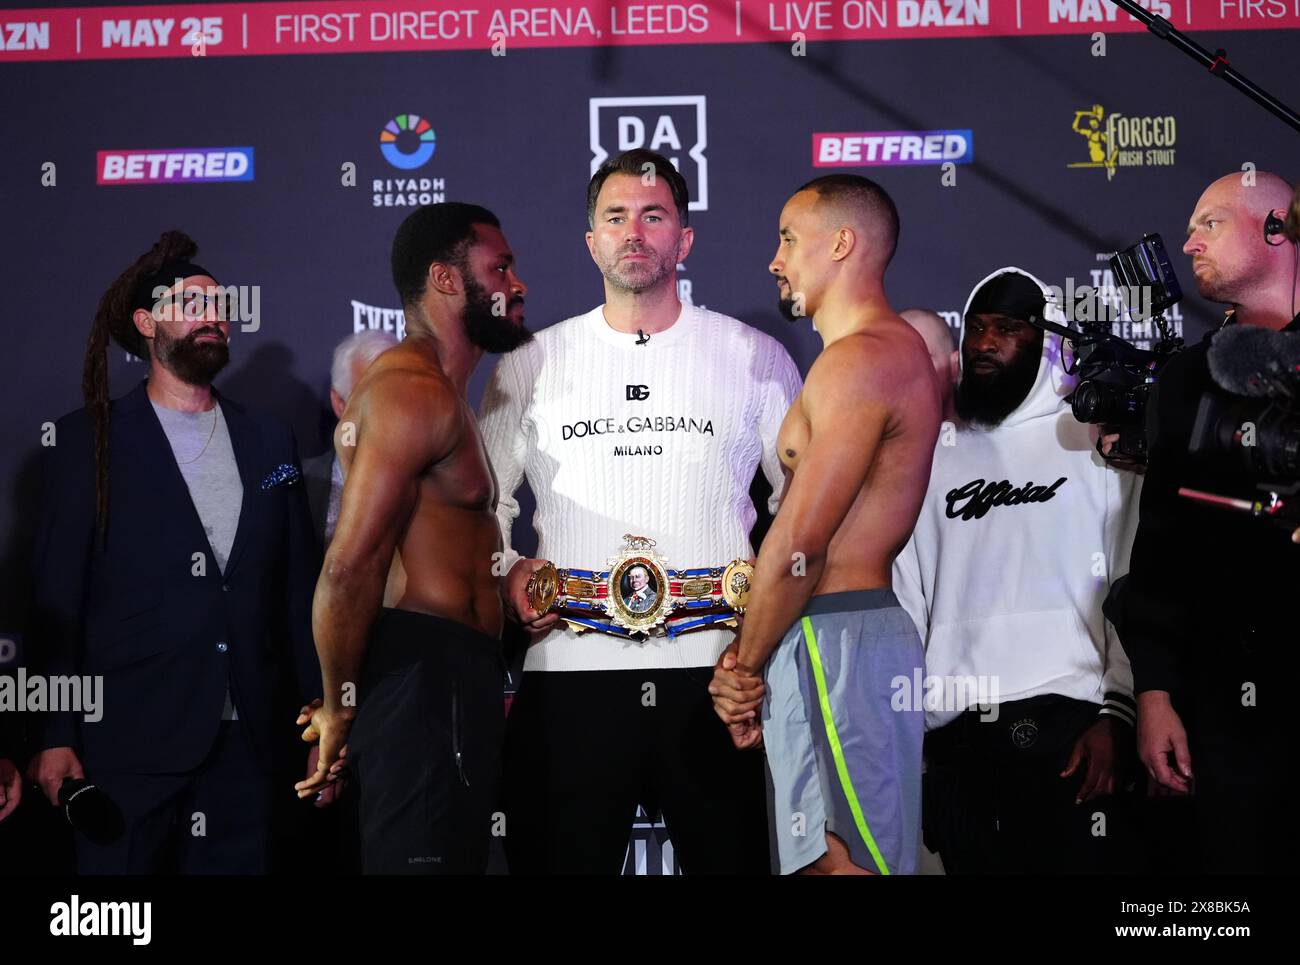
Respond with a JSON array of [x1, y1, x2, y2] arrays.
[[152, 401, 244, 720], [151, 402, 243, 572]]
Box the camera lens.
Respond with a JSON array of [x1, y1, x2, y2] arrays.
[[1254, 412, 1300, 481], [1073, 380, 1144, 427]]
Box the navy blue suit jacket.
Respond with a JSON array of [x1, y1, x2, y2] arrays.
[[31, 380, 323, 774]]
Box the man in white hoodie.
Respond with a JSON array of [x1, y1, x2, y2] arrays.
[[893, 268, 1141, 873]]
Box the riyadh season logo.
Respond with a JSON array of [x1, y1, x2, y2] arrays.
[[373, 113, 446, 207], [380, 113, 436, 169]]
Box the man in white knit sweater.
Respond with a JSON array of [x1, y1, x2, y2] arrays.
[[478, 149, 801, 874]]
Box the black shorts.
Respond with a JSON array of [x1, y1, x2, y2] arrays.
[[347, 608, 505, 874], [502, 667, 770, 875]]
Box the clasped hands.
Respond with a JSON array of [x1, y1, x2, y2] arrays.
[[709, 641, 765, 750], [294, 698, 351, 806]]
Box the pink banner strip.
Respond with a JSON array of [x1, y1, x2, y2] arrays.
[[2, 1, 1297, 63]]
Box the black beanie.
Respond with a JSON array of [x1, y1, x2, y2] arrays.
[[966, 271, 1045, 324]]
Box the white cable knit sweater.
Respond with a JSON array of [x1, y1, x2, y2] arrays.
[[478, 302, 802, 671]]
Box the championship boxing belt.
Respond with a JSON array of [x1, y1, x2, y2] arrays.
[[525, 534, 754, 639]]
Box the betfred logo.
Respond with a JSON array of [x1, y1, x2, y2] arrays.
[[97, 147, 254, 185], [813, 130, 972, 167]]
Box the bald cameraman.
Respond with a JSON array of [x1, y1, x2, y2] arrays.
[[1118, 171, 1298, 873]]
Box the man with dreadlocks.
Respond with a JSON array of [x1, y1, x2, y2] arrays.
[[26, 231, 322, 874]]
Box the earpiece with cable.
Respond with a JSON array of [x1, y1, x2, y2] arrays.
[[1263, 209, 1298, 318], [1264, 211, 1287, 246]]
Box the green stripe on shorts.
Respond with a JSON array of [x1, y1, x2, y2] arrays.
[[801, 615, 889, 875]]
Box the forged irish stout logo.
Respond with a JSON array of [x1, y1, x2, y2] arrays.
[[589, 95, 708, 210], [1068, 105, 1176, 182]]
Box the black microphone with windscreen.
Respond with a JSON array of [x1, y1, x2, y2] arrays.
[[59, 776, 125, 845], [1207, 324, 1300, 398], [1186, 322, 1300, 525]]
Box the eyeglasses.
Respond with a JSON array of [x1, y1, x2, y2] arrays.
[[157, 289, 232, 320]]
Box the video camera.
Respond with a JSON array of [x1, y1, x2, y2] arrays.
[[1047, 234, 1186, 461]]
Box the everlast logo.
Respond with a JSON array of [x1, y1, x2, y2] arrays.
[[945, 477, 1068, 521], [626, 385, 650, 401]]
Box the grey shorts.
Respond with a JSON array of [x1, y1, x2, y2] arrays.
[[762, 589, 924, 875]]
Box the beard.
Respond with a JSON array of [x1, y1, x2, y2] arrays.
[[954, 343, 1042, 428], [777, 290, 799, 322], [462, 273, 532, 354], [153, 324, 229, 386], [597, 242, 678, 294], [775, 278, 806, 322]]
